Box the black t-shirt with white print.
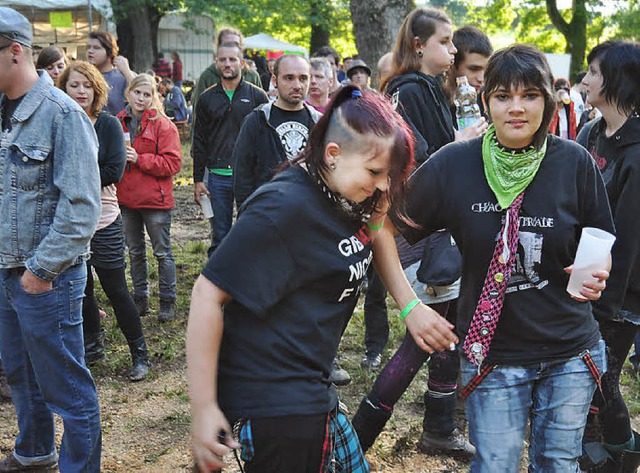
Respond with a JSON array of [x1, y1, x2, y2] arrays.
[[202, 165, 372, 422], [268, 104, 313, 160], [392, 135, 614, 365]]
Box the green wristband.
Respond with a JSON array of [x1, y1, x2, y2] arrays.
[[367, 221, 384, 231], [400, 298, 421, 320]]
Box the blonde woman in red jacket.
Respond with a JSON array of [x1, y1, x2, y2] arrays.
[[116, 74, 182, 322]]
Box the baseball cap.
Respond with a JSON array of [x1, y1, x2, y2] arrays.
[[0, 7, 32, 48]]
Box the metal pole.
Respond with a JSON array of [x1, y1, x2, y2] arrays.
[[88, 0, 93, 32]]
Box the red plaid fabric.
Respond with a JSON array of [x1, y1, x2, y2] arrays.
[[460, 363, 496, 400], [463, 192, 525, 366]]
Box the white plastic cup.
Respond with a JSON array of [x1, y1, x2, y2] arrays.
[[566, 227, 616, 298], [123, 132, 131, 147], [199, 193, 213, 219]]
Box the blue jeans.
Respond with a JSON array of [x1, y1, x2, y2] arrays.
[[460, 339, 606, 473], [0, 265, 101, 471], [121, 207, 176, 301], [206, 172, 234, 255]]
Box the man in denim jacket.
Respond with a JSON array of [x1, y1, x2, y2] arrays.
[[0, 8, 102, 472]]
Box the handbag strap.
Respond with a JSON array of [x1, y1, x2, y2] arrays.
[[462, 191, 525, 366]]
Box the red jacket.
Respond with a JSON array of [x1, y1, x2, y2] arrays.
[[549, 101, 577, 141], [116, 108, 182, 209]]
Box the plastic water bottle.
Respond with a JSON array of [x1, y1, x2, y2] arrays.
[[454, 76, 481, 131]]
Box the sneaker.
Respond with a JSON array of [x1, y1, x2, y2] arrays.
[[0, 453, 57, 472], [417, 427, 476, 460], [360, 352, 382, 370], [329, 358, 351, 386], [134, 294, 149, 317], [158, 299, 175, 323]]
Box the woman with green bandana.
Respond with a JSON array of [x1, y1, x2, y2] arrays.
[[370, 44, 613, 471]]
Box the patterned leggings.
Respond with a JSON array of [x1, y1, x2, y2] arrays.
[[368, 300, 460, 436]]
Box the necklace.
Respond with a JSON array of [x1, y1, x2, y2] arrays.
[[304, 163, 375, 223]]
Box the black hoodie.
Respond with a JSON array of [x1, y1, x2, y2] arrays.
[[579, 113, 640, 319], [387, 72, 455, 164]]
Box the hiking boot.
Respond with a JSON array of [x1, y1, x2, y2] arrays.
[[83, 330, 105, 366], [127, 336, 150, 382], [0, 360, 11, 401], [417, 427, 476, 460], [329, 358, 351, 386], [0, 453, 57, 472], [158, 299, 175, 323], [134, 294, 149, 317], [360, 352, 382, 370]]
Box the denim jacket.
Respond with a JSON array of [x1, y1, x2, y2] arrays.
[[0, 72, 100, 280]]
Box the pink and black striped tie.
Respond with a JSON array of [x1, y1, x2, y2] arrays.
[[463, 192, 525, 366]]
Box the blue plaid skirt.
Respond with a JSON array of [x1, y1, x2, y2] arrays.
[[237, 407, 369, 472]]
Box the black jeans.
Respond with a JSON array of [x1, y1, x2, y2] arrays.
[[588, 317, 639, 445], [363, 267, 389, 355], [82, 265, 143, 343]]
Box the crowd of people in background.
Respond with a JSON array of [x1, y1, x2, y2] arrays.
[[1, 4, 640, 473]]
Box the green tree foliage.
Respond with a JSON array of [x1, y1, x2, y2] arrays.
[[465, 0, 517, 36], [610, 0, 640, 41], [205, 0, 356, 57]]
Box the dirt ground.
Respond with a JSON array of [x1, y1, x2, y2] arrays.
[[1, 177, 639, 472], [0, 181, 468, 472]]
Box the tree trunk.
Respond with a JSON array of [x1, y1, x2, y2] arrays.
[[114, 2, 155, 73], [546, 0, 588, 78], [128, 5, 154, 72], [350, 0, 415, 87], [309, 0, 331, 55]]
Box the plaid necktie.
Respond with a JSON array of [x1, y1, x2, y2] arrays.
[[463, 192, 525, 366]]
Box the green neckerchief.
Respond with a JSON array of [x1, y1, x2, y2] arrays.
[[482, 124, 547, 209]]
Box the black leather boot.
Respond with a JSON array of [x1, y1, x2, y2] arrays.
[[582, 432, 640, 473], [159, 299, 175, 322], [84, 329, 105, 366], [611, 432, 640, 473], [127, 336, 150, 382], [351, 395, 393, 453]]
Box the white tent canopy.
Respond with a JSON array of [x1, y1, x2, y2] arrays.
[[0, 0, 111, 17], [244, 33, 308, 57]]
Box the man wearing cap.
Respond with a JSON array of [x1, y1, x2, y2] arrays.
[[347, 59, 375, 93], [0, 7, 102, 472]]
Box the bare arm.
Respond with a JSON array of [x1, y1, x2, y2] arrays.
[[113, 56, 137, 83], [372, 219, 458, 353], [186, 275, 239, 472]]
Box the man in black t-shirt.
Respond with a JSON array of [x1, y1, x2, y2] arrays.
[[232, 54, 322, 208]]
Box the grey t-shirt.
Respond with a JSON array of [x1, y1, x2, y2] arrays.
[[103, 68, 127, 116]]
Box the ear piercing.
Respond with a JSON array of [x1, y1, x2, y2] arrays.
[[417, 50, 424, 58], [329, 163, 336, 169]]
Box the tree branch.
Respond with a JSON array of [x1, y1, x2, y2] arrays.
[[545, 0, 570, 36]]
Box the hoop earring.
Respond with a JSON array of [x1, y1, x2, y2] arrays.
[[417, 50, 423, 58]]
